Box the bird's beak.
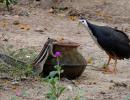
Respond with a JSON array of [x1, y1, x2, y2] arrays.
[[78, 19, 82, 23], [78, 20, 82, 26]]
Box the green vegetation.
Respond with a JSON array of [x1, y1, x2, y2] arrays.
[[0, 45, 37, 79], [0, 0, 18, 11], [43, 51, 65, 100]]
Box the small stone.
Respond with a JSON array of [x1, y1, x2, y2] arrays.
[[35, 27, 44, 32], [2, 34, 8, 42], [109, 86, 113, 90], [11, 81, 19, 85], [88, 82, 92, 85], [44, 28, 48, 30], [3, 38, 8, 42], [100, 91, 106, 94], [48, 8, 54, 13], [18, 11, 29, 16], [110, 80, 114, 83], [26, 55, 30, 58], [93, 82, 96, 84], [13, 20, 20, 25], [113, 82, 127, 88], [13, 15, 19, 19], [39, 32, 45, 34], [76, 32, 81, 34], [66, 85, 73, 91], [21, 76, 27, 81]]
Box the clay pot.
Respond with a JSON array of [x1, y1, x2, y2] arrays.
[[42, 41, 87, 79]]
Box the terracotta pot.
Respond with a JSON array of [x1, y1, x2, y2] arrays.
[[42, 41, 87, 79]]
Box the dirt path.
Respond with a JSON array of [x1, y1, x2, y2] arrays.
[[0, 0, 130, 100]]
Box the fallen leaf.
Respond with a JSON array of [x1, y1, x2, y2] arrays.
[[69, 16, 77, 21], [96, 11, 104, 17], [87, 57, 94, 64], [0, 19, 8, 28], [18, 24, 31, 31]]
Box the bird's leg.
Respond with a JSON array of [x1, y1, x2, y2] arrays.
[[105, 56, 111, 68], [113, 58, 118, 74], [103, 57, 118, 74], [102, 56, 114, 73], [96, 56, 112, 72]]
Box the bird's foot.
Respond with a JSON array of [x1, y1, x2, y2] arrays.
[[112, 67, 118, 74], [96, 67, 114, 74], [103, 67, 115, 74], [102, 67, 118, 74]]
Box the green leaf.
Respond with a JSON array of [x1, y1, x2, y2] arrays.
[[49, 78, 58, 85], [49, 95, 57, 100], [49, 71, 58, 78], [57, 87, 65, 96]]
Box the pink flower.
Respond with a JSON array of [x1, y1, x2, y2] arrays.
[[15, 90, 20, 97], [54, 51, 61, 57]]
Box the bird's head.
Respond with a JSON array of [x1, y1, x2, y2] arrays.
[[78, 17, 88, 27]]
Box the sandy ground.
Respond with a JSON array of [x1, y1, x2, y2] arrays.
[[0, 0, 130, 100]]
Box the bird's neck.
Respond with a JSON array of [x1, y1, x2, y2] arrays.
[[84, 21, 93, 35], [84, 21, 103, 49], [84, 21, 98, 41], [85, 26, 94, 37], [86, 21, 92, 29], [85, 21, 98, 37]]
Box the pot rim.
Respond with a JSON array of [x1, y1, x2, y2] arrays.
[[54, 42, 80, 47]]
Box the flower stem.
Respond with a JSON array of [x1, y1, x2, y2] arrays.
[[56, 57, 60, 81]]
